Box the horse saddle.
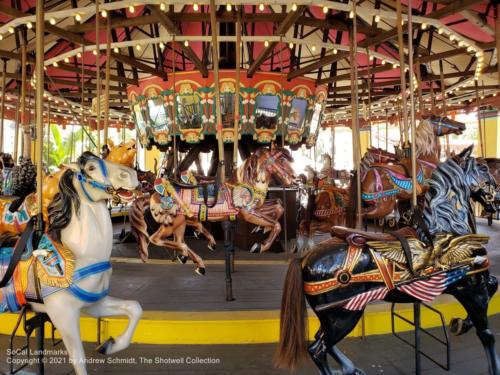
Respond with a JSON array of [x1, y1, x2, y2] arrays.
[[331, 226, 417, 247]]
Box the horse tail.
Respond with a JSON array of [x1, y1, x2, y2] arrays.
[[346, 170, 358, 228], [275, 257, 308, 370], [129, 196, 150, 262]]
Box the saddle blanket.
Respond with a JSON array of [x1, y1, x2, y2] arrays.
[[0, 234, 74, 312], [177, 185, 238, 221]]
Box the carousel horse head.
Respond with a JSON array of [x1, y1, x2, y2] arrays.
[[424, 145, 497, 235], [105, 138, 137, 168], [427, 114, 466, 136], [49, 152, 138, 241], [256, 146, 296, 186]]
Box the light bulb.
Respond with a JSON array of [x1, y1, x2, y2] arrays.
[[323, 6, 328, 14], [93, 49, 98, 55], [53, 61, 58, 67], [64, 57, 69, 63], [375, 14, 380, 23], [369, 54, 373, 61], [438, 28, 444, 35], [26, 22, 33, 29], [160, 2, 167, 11], [101, 10, 107, 18], [50, 18, 56, 25], [8, 26, 14, 34], [349, 10, 354, 18], [333, 48, 337, 54], [289, 42, 294, 49], [135, 44, 141, 51], [226, 3, 232, 11], [0, 35, 3, 41], [160, 42, 165, 49], [291, 3, 297, 11], [184, 40, 189, 47], [75, 13, 82, 22], [449, 34, 455, 41], [311, 45, 316, 52], [77, 52, 82, 58], [421, 23, 427, 30], [264, 40, 269, 47], [259, 3, 265, 11], [113, 47, 119, 53], [193, 3, 199, 11], [129, 5, 135, 13], [381, 59, 386, 65]]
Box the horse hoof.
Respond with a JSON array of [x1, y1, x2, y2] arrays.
[[450, 317, 473, 336], [195, 267, 206, 276], [193, 231, 200, 239], [208, 243, 215, 251], [96, 337, 115, 355], [177, 255, 188, 264], [251, 226, 261, 234], [250, 243, 261, 253]]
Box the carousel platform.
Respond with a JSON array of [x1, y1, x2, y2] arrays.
[[0, 219, 499, 346]]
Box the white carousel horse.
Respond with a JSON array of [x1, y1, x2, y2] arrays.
[[4, 152, 141, 375]]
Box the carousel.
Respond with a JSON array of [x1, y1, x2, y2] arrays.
[[0, 1, 498, 375]]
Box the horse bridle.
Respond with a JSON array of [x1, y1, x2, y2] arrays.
[[76, 158, 116, 202], [430, 117, 461, 136]]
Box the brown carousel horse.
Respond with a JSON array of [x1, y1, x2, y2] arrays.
[[361, 115, 465, 220], [129, 146, 296, 274], [276, 146, 500, 375]]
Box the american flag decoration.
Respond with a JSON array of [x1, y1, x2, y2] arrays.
[[344, 268, 467, 311]]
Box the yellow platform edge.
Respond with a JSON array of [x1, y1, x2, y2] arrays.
[[0, 294, 498, 345]]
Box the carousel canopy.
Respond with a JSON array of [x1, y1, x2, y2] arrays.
[[0, 0, 498, 129]]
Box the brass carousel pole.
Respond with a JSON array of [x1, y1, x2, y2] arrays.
[[171, 36, 178, 174], [439, 60, 449, 157], [13, 86, 20, 161], [0, 59, 6, 152], [385, 108, 389, 151], [233, 9, 241, 171], [366, 48, 373, 149], [210, 0, 225, 182], [35, 2, 46, 370], [278, 35, 288, 253], [95, 0, 101, 154], [103, 15, 111, 146], [46, 101, 50, 163], [20, 42, 28, 158], [81, 46, 85, 154], [415, 62, 424, 118], [350, 2, 362, 229], [475, 81, 485, 158], [396, 0, 409, 150]]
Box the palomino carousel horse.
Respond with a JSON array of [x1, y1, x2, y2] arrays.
[[361, 115, 465, 221], [0, 152, 141, 375], [129, 147, 296, 274], [276, 145, 499, 375]]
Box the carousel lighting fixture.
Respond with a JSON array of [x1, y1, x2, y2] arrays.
[[291, 3, 297, 11], [135, 44, 142, 51], [184, 40, 189, 47], [129, 5, 135, 13], [160, 2, 167, 11], [438, 28, 444, 35], [323, 6, 328, 14], [226, 3, 232, 11], [8, 26, 14, 34], [93, 49, 98, 55], [458, 41, 465, 47], [381, 59, 386, 65], [193, 3, 199, 11], [259, 3, 265, 12], [26, 22, 33, 29], [101, 9, 108, 18], [421, 23, 427, 30], [77, 52, 82, 58], [113, 47, 119, 53], [481, 95, 485, 100], [53, 61, 58, 67], [494, 92, 498, 97], [449, 34, 455, 41], [467, 46, 474, 52], [311, 45, 317, 52], [264, 40, 269, 47], [289, 42, 294, 49], [50, 17, 56, 25], [64, 57, 69, 63], [0, 35, 3, 41], [75, 13, 82, 22], [375, 14, 380, 23], [369, 54, 373, 61], [349, 10, 354, 19], [160, 42, 165, 49], [333, 48, 338, 54]]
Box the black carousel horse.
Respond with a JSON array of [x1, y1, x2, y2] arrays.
[[276, 145, 499, 375]]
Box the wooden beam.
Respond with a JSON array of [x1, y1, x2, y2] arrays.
[[318, 65, 394, 85], [149, 5, 208, 77], [56, 63, 138, 85], [111, 52, 166, 79], [247, 6, 305, 77], [416, 48, 467, 63]]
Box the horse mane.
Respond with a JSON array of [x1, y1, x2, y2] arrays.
[[415, 119, 438, 159], [423, 157, 473, 236], [48, 151, 97, 242], [239, 153, 261, 185]]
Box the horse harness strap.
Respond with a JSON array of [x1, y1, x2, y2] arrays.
[[388, 230, 415, 276], [68, 261, 111, 303], [0, 217, 35, 288], [76, 158, 113, 202]]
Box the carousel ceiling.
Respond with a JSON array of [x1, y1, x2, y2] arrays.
[[0, 0, 498, 127]]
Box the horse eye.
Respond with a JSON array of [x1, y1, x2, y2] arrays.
[[88, 165, 96, 172]]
